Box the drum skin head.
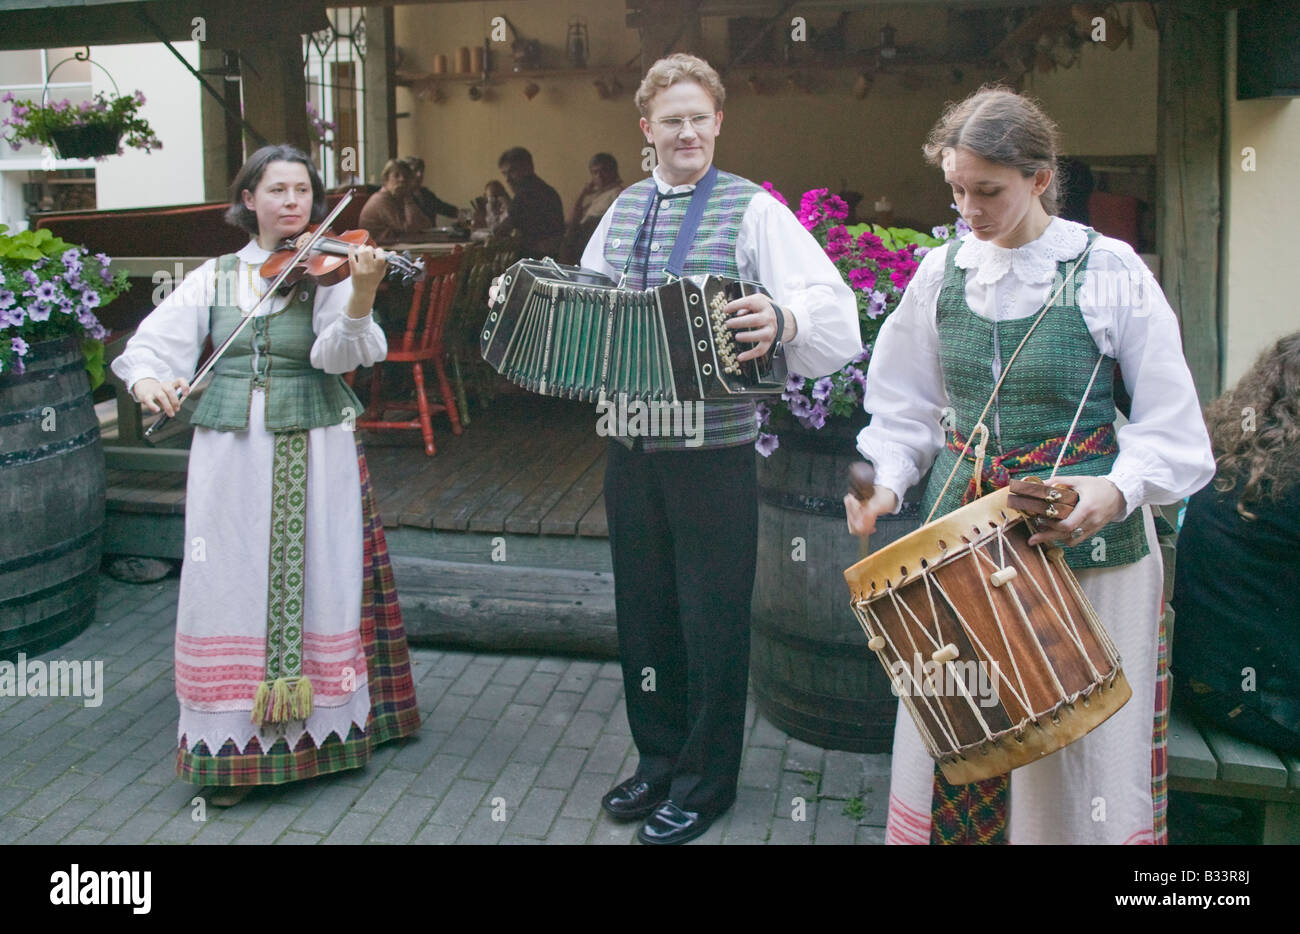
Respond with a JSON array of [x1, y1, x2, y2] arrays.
[[938, 670, 1132, 784]]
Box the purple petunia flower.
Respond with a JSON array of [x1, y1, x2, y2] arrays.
[[0, 306, 21, 328], [11, 336, 28, 356], [79, 289, 100, 308], [954, 217, 972, 237], [27, 301, 51, 322], [914, 246, 931, 260], [785, 373, 806, 394], [755, 432, 780, 458], [22, 268, 39, 287], [95, 252, 110, 266], [867, 290, 888, 319], [812, 376, 833, 402], [801, 405, 828, 430], [0, 289, 12, 310], [755, 401, 770, 428], [824, 225, 852, 262], [1, 91, 13, 103], [787, 392, 813, 418], [34, 280, 57, 301], [846, 366, 867, 390], [133, 90, 146, 105], [848, 267, 876, 292], [761, 181, 788, 208], [931, 225, 951, 241]]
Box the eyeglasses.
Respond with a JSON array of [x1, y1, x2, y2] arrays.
[[650, 113, 716, 131]]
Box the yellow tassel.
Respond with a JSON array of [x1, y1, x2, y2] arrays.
[[292, 677, 314, 720], [269, 678, 292, 723], [250, 681, 270, 725]]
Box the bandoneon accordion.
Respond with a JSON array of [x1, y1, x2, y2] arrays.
[[480, 259, 787, 402]]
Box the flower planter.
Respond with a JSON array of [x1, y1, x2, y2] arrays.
[[750, 418, 926, 753], [0, 335, 105, 661], [49, 125, 123, 160]]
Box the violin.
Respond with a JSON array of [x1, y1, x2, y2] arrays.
[[260, 225, 426, 288]]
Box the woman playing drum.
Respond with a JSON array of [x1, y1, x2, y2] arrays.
[[112, 144, 421, 805], [845, 87, 1214, 844]]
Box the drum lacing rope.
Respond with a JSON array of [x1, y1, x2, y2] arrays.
[[981, 527, 1107, 685], [924, 239, 1099, 525], [871, 596, 963, 756], [976, 527, 1069, 703]]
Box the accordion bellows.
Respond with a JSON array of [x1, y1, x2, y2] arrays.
[[480, 259, 788, 402]]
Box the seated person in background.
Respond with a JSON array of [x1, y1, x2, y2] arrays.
[[357, 159, 433, 245], [560, 152, 624, 264], [404, 156, 461, 226], [495, 146, 564, 258], [1172, 332, 1300, 755], [478, 180, 511, 233]]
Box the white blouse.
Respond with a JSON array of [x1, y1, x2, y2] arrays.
[[856, 217, 1215, 517], [111, 240, 387, 397]]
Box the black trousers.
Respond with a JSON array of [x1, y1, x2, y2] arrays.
[[603, 439, 758, 814]]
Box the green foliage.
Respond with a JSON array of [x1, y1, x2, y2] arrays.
[[0, 224, 75, 262], [82, 337, 105, 390]]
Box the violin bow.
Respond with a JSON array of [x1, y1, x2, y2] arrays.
[[144, 189, 356, 438]]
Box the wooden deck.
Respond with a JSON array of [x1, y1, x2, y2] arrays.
[[104, 394, 611, 539]]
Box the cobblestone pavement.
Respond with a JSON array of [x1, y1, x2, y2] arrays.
[[0, 575, 891, 845]]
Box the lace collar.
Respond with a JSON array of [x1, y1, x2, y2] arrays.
[[953, 217, 1089, 286]]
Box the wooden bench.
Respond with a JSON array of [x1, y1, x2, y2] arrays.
[[1167, 704, 1300, 843]]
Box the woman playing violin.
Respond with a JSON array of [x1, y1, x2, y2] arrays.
[[112, 144, 421, 805]]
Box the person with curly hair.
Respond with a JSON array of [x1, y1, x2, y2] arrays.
[[1173, 332, 1300, 755]]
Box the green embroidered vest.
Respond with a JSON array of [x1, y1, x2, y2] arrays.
[[601, 171, 760, 451], [190, 254, 363, 432], [921, 231, 1148, 570]]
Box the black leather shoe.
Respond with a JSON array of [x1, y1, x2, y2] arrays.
[[636, 800, 723, 845], [601, 775, 670, 821]]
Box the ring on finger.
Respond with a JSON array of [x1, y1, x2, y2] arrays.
[[1070, 527, 1086, 539]]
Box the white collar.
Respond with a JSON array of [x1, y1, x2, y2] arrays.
[[953, 217, 1089, 286], [237, 240, 272, 264], [651, 164, 714, 196]]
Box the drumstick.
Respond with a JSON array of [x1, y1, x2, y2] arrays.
[[847, 462, 876, 555]]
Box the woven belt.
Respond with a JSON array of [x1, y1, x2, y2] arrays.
[[948, 423, 1118, 505]]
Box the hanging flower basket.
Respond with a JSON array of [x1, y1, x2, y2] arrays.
[[49, 124, 124, 160], [0, 49, 161, 159]]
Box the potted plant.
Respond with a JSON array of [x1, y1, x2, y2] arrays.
[[0, 225, 129, 660], [748, 182, 966, 754], [2, 88, 162, 160]]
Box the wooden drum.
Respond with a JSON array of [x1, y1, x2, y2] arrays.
[[843, 487, 1131, 784]]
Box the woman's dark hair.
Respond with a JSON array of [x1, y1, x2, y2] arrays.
[[1203, 331, 1300, 519], [224, 144, 327, 236]]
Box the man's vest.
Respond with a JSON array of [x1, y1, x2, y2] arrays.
[[601, 171, 761, 451]]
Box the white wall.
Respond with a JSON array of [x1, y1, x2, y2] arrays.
[[90, 42, 204, 210]]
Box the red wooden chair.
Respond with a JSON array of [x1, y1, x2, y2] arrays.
[[352, 248, 464, 455]]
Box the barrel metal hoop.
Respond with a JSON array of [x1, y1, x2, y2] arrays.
[[0, 395, 86, 428], [0, 425, 100, 468], [0, 524, 103, 575]]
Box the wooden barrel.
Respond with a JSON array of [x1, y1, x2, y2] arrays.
[[0, 336, 105, 660], [750, 423, 924, 753]]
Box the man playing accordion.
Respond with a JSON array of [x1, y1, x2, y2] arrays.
[[579, 53, 861, 844]]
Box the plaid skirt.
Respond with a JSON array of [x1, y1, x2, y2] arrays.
[[177, 441, 421, 785]]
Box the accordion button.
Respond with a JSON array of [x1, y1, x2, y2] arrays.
[[611, 238, 622, 249], [650, 242, 661, 252], [867, 635, 886, 651]]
